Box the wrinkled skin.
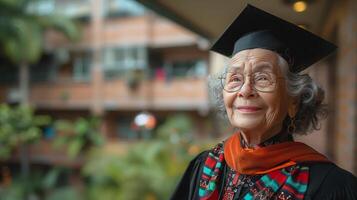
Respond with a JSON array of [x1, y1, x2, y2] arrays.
[[223, 48, 297, 146]]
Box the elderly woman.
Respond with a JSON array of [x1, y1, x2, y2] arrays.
[[170, 4, 357, 200]]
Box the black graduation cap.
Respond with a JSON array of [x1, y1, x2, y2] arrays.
[[210, 4, 337, 73]]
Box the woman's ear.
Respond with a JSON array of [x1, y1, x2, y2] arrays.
[[288, 97, 299, 118]]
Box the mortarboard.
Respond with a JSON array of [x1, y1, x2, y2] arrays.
[[210, 4, 337, 73]]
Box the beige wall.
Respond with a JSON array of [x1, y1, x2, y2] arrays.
[[333, 0, 357, 173]]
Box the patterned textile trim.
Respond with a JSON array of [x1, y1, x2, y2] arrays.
[[198, 141, 309, 200], [222, 168, 262, 200], [199, 142, 225, 200], [243, 165, 309, 200]]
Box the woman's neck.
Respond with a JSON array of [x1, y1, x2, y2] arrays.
[[239, 126, 291, 149]]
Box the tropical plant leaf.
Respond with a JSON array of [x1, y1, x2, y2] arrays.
[[3, 18, 42, 63], [46, 186, 83, 200], [67, 139, 84, 158], [38, 14, 80, 41], [42, 168, 61, 189]]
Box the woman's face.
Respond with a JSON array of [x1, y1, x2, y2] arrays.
[[223, 48, 293, 138]]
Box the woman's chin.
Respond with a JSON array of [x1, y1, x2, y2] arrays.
[[235, 124, 262, 131], [231, 116, 264, 131]]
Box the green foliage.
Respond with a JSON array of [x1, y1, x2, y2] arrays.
[[0, 112, 212, 200], [39, 14, 80, 41], [0, 169, 48, 200], [54, 117, 105, 158], [46, 186, 83, 200], [82, 151, 123, 200], [156, 113, 193, 144], [0, 104, 51, 159], [83, 141, 192, 200], [126, 69, 145, 90], [42, 167, 62, 190], [0, 167, 83, 200], [2, 17, 42, 64], [0, 182, 26, 200], [0, 0, 80, 64], [82, 114, 202, 200]]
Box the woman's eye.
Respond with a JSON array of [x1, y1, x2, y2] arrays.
[[255, 73, 271, 81], [229, 75, 243, 82], [256, 75, 268, 80]]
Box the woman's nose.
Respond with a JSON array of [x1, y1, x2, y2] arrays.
[[237, 79, 257, 98]]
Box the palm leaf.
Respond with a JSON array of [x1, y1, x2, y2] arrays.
[[0, 0, 80, 64], [38, 14, 80, 41], [3, 17, 42, 63]]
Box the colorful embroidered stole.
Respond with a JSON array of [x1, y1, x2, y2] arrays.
[[199, 143, 224, 200], [198, 142, 309, 200], [241, 165, 309, 200]]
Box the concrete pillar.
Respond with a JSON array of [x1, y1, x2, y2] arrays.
[[91, 0, 104, 116]]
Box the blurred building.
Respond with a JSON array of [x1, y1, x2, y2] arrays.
[[0, 0, 215, 166]]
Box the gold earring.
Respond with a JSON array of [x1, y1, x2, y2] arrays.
[[288, 117, 296, 133]]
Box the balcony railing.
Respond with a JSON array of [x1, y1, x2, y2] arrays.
[[11, 78, 210, 110]]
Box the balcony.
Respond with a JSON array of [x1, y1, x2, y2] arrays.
[[18, 78, 209, 111], [29, 81, 92, 109], [103, 78, 209, 110]]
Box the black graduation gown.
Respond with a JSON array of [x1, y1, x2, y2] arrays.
[[170, 151, 357, 200]]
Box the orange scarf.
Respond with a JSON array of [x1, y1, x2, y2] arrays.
[[224, 132, 330, 175]]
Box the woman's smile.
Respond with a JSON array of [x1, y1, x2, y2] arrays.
[[235, 106, 262, 113]]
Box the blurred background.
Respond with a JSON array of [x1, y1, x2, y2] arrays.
[[0, 0, 355, 199]]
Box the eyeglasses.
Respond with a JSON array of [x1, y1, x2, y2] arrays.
[[219, 71, 284, 93]]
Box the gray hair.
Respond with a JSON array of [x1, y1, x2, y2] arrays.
[[208, 54, 328, 135]]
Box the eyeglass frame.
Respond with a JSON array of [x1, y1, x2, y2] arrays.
[[218, 70, 285, 93]]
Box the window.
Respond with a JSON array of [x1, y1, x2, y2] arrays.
[[27, 0, 55, 15], [73, 51, 92, 81], [104, 0, 145, 17], [103, 46, 147, 79], [165, 59, 207, 79], [54, 0, 91, 18], [30, 54, 57, 82], [27, 0, 91, 18]]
